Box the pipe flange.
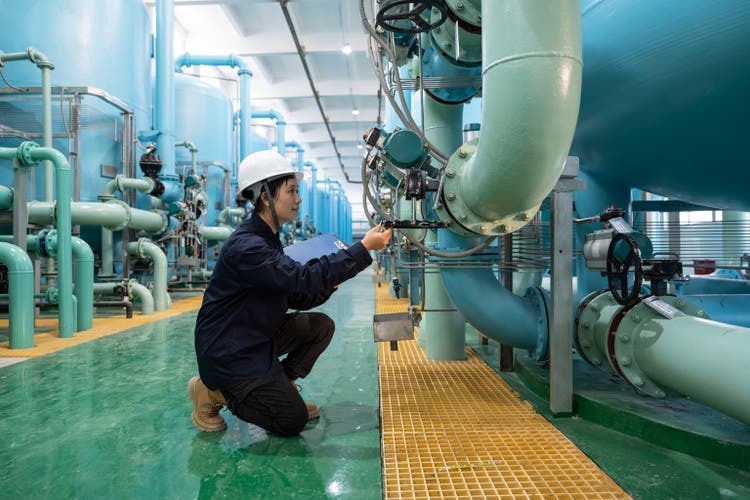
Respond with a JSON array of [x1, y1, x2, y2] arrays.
[[45, 287, 59, 304], [445, 0, 481, 31], [102, 199, 131, 231], [573, 289, 622, 375], [441, 139, 538, 236], [524, 286, 549, 361], [16, 141, 39, 167], [574, 289, 617, 372], [37, 229, 58, 258], [612, 296, 707, 397]]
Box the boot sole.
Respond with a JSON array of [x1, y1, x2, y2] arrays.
[[188, 377, 227, 432]]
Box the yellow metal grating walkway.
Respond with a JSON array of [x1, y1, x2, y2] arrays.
[[376, 286, 630, 499]]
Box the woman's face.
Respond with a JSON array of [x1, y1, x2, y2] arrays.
[[272, 178, 302, 225]]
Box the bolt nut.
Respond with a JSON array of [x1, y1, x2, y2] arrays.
[[478, 225, 486, 232], [498, 224, 508, 233], [458, 148, 468, 158], [446, 192, 456, 201], [592, 357, 602, 366], [632, 314, 641, 322], [621, 356, 631, 366], [620, 335, 630, 343], [446, 168, 456, 178], [459, 213, 467, 221], [456, 2, 464, 10], [632, 377, 644, 387]]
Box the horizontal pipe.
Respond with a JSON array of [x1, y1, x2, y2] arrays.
[[199, 225, 233, 242], [25, 201, 166, 233]]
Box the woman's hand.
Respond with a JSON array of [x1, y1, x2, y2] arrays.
[[361, 223, 393, 251]]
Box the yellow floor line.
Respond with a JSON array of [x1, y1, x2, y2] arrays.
[[0, 295, 203, 357], [376, 286, 630, 499]]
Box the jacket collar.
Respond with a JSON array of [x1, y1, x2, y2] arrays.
[[248, 214, 281, 244]]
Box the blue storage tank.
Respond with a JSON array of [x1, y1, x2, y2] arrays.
[[572, 0, 750, 211], [0, 0, 151, 264], [174, 73, 233, 226]]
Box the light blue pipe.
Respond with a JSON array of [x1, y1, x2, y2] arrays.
[[5, 232, 94, 331], [686, 295, 750, 328], [0, 242, 34, 349], [25, 201, 168, 234], [126, 238, 169, 311], [252, 109, 286, 152], [154, 0, 182, 203], [216, 206, 246, 226], [303, 161, 317, 226], [1, 143, 75, 338], [677, 277, 750, 295], [283, 142, 305, 169], [199, 225, 233, 242], [175, 53, 252, 159]]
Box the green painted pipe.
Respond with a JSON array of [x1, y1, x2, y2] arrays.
[[0, 185, 13, 210], [421, 95, 468, 360], [100, 175, 156, 198], [577, 293, 750, 425], [126, 239, 169, 311], [199, 225, 233, 242], [1, 144, 76, 338], [27, 200, 166, 233], [127, 279, 155, 316], [93, 281, 154, 316], [98, 175, 157, 277], [0, 242, 35, 349], [440, 0, 583, 236], [216, 207, 246, 225], [0, 232, 94, 331]]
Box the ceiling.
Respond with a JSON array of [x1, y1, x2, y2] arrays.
[[144, 0, 381, 221]]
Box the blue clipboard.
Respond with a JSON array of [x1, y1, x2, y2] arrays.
[[283, 234, 348, 264]]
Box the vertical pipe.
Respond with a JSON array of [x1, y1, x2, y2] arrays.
[[423, 96, 466, 360], [0, 243, 35, 349], [238, 69, 252, 159], [276, 120, 286, 155], [41, 67, 53, 201]]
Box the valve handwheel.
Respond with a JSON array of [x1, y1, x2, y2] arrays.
[[606, 232, 644, 305], [376, 0, 448, 34]]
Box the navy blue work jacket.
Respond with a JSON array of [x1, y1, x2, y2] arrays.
[[194, 215, 372, 390]]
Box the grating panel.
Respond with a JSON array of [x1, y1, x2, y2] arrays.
[[377, 286, 630, 499]]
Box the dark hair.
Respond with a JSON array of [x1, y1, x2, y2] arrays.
[[245, 174, 296, 215]]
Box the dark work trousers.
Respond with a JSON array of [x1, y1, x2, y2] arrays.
[[220, 312, 335, 436]]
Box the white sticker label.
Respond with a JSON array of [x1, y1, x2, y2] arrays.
[[643, 296, 684, 319]]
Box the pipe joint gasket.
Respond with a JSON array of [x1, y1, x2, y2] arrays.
[[573, 289, 615, 372], [524, 286, 550, 362], [610, 296, 706, 398], [102, 199, 131, 232]]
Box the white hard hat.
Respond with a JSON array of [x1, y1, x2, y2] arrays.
[[237, 150, 303, 201]]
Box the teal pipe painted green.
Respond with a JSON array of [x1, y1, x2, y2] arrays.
[[27, 201, 166, 233], [216, 207, 246, 225], [93, 281, 154, 316], [420, 95, 467, 360], [126, 239, 168, 311], [0, 185, 13, 210], [101, 175, 156, 198], [440, 0, 582, 236], [127, 280, 154, 316], [3, 144, 77, 338], [2, 232, 94, 331], [0, 242, 35, 349], [577, 293, 750, 425], [198, 225, 232, 242]]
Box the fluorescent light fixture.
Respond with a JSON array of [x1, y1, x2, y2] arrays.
[[352, 108, 360, 116], [342, 43, 352, 55]]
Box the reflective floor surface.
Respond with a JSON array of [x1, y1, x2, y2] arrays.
[[0, 271, 382, 499]]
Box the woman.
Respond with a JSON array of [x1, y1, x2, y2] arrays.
[[190, 150, 392, 436]]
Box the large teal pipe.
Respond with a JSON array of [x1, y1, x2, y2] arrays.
[[155, 0, 182, 203], [440, 0, 582, 236], [26, 201, 166, 233], [126, 239, 168, 311], [0, 242, 34, 349], [0, 185, 13, 210], [8, 232, 95, 331], [0, 144, 75, 338], [252, 109, 286, 153], [199, 225, 233, 242]]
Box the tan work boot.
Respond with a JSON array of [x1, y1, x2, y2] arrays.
[[292, 380, 320, 420], [188, 376, 227, 432]]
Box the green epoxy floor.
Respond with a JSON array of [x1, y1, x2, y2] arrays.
[[0, 271, 382, 499]]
